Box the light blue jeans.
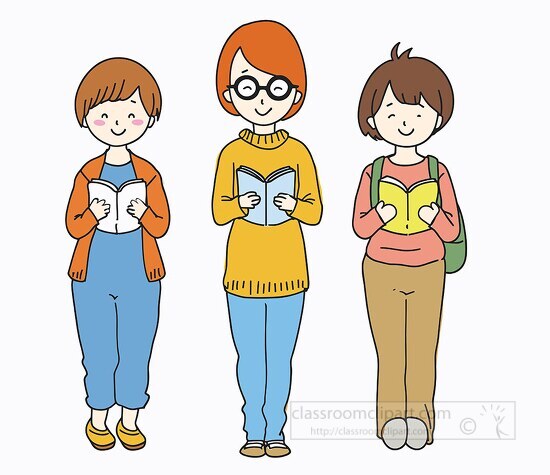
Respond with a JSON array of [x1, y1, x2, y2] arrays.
[[72, 229, 160, 410], [227, 292, 304, 441]]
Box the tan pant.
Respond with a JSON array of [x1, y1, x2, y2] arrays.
[[363, 256, 445, 444]]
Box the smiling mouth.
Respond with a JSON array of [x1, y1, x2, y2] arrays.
[[255, 108, 273, 117], [398, 128, 415, 136], [111, 128, 127, 136]]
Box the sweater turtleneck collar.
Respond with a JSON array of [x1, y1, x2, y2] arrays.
[[239, 129, 289, 149]]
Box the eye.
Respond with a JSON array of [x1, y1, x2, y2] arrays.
[[268, 77, 292, 99], [128, 113, 136, 119], [235, 77, 258, 99], [101, 113, 108, 119], [388, 114, 395, 119], [417, 114, 422, 118]]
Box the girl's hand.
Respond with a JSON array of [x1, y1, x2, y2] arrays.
[[90, 198, 110, 221], [274, 193, 297, 213], [419, 202, 439, 225], [127, 198, 148, 220], [239, 192, 261, 209], [375, 201, 397, 223]]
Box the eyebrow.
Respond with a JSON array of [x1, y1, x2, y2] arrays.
[[386, 102, 393, 107], [241, 69, 248, 73], [418, 103, 425, 108], [130, 100, 136, 104]]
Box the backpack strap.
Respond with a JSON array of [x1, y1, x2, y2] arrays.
[[427, 155, 441, 206], [370, 156, 385, 207]]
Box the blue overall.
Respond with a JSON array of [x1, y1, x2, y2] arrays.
[[72, 162, 160, 410], [227, 292, 304, 442]]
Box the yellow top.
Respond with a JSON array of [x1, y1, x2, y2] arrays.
[[213, 129, 322, 297]]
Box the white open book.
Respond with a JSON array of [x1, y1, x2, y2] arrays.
[[88, 179, 146, 234]]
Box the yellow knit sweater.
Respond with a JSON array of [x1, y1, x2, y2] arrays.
[[213, 129, 322, 297]]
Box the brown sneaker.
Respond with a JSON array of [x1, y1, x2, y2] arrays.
[[239, 440, 265, 457], [265, 440, 291, 458]]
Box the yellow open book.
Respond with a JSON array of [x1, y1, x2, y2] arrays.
[[379, 177, 439, 234]]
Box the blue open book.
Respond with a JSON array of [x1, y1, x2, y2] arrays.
[[236, 166, 296, 226]]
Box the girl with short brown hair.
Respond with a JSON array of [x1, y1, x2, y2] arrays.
[[354, 44, 461, 450]]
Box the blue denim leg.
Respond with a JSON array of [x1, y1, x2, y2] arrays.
[[227, 294, 268, 441], [72, 228, 159, 410], [72, 280, 119, 410], [264, 292, 304, 441], [115, 279, 160, 409]]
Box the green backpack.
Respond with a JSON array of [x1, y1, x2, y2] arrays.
[[370, 155, 467, 273]]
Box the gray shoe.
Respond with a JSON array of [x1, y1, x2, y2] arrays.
[[381, 418, 407, 450], [406, 417, 428, 450]]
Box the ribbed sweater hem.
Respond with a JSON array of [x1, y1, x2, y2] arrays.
[[224, 278, 308, 297]]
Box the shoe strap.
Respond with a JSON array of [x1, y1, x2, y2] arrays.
[[118, 421, 140, 435], [88, 421, 110, 435], [244, 440, 264, 448], [266, 440, 287, 448]]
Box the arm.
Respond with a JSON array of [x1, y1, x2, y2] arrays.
[[288, 148, 322, 225], [140, 173, 170, 238], [352, 165, 385, 239], [66, 170, 98, 239], [212, 150, 246, 226], [430, 163, 460, 242]]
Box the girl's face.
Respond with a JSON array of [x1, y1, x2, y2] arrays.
[[223, 49, 302, 127], [369, 85, 442, 147], [84, 89, 153, 147]]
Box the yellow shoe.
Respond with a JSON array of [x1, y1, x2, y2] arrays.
[[116, 420, 146, 450], [86, 420, 115, 451]]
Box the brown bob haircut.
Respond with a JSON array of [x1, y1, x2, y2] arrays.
[[75, 57, 161, 127], [358, 43, 454, 140]]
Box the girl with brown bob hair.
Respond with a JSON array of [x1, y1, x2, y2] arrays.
[[353, 44, 461, 450], [67, 58, 169, 451]]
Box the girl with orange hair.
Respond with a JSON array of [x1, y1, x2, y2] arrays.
[[212, 20, 322, 457]]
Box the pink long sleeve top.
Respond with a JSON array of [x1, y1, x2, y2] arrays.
[[353, 157, 460, 266]]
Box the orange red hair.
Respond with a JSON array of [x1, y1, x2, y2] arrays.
[[216, 21, 307, 120]]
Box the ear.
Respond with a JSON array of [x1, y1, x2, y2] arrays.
[[223, 90, 232, 103], [367, 117, 376, 130], [82, 117, 88, 128], [436, 115, 443, 129], [293, 90, 302, 104], [148, 116, 156, 128]]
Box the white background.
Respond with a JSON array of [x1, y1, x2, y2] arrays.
[[0, 0, 547, 473]]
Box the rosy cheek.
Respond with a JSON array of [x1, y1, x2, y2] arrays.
[[132, 119, 144, 126], [93, 119, 105, 126]]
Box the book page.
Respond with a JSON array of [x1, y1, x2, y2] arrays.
[[266, 169, 295, 225], [408, 181, 438, 234], [379, 181, 408, 234], [88, 181, 117, 233], [117, 181, 146, 233], [380, 176, 407, 191], [237, 169, 266, 225]]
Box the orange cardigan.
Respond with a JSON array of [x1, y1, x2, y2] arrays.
[[66, 152, 170, 282]]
